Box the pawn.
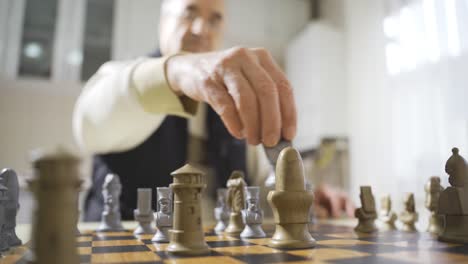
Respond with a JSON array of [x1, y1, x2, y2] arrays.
[[213, 188, 229, 234], [399, 193, 418, 232], [267, 147, 315, 249], [134, 188, 155, 235], [224, 171, 247, 237], [98, 174, 124, 232], [425, 176, 444, 234], [378, 194, 397, 231], [152, 187, 173, 243], [0, 168, 22, 247], [240, 186, 266, 238], [354, 186, 377, 233]]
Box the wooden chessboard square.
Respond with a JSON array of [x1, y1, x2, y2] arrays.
[[207, 240, 255, 248], [93, 235, 136, 241], [90, 251, 161, 263], [147, 243, 169, 252], [78, 246, 92, 255], [243, 238, 270, 245], [338, 243, 405, 254], [162, 256, 244, 264], [232, 252, 309, 263], [77, 241, 92, 247], [77, 236, 93, 242], [94, 231, 133, 236], [205, 235, 239, 242], [92, 245, 151, 254], [287, 248, 371, 261], [136, 234, 155, 240], [211, 245, 281, 255], [317, 239, 376, 246], [325, 232, 376, 239], [377, 250, 468, 263], [92, 240, 144, 247]]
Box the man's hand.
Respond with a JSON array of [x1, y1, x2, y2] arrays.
[[165, 47, 297, 146], [314, 184, 355, 218]]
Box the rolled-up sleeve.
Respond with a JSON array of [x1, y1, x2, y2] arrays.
[[73, 56, 197, 154]]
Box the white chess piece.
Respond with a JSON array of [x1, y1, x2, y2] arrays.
[[98, 174, 124, 231], [134, 188, 155, 235], [152, 187, 173, 242], [240, 186, 266, 238], [214, 188, 229, 234]]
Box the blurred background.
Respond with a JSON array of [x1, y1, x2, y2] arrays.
[[0, 0, 467, 228]]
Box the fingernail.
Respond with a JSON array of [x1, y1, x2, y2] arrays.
[[284, 126, 296, 140], [264, 134, 279, 147]]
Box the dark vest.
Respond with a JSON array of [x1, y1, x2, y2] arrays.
[[84, 51, 247, 221]]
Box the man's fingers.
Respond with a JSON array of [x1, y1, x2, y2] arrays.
[[344, 196, 356, 217], [223, 72, 260, 145], [252, 48, 297, 140], [240, 53, 281, 147], [205, 82, 243, 139]]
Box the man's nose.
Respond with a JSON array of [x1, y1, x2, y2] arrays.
[[190, 18, 210, 36]]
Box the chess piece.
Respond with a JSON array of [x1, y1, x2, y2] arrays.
[[354, 186, 377, 233], [224, 171, 247, 237], [213, 188, 229, 234], [134, 188, 155, 235], [167, 164, 209, 255], [0, 181, 9, 252], [98, 174, 124, 231], [0, 169, 22, 247], [267, 147, 316, 249], [152, 187, 173, 242], [378, 194, 397, 231], [425, 176, 444, 234], [438, 148, 468, 243], [29, 149, 82, 264], [264, 140, 292, 187], [399, 193, 418, 232], [241, 186, 266, 238]]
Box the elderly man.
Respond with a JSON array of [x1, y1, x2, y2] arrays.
[[74, 0, 353, 220]]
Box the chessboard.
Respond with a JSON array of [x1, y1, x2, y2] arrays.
[[3, 223, 468, 264]]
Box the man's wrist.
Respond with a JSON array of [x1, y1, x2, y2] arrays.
[[164, 53, 186, 96]]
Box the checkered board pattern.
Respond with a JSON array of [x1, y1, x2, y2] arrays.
[[3, 223, 468, 264]]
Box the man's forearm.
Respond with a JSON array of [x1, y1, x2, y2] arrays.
[[73, 57, 196, 154]]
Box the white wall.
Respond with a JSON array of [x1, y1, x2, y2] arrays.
[[286, 23, 347, 150], [0, 79, 81, 179]]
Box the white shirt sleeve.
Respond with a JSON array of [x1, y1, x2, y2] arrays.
[[72, 57, 196, 154]]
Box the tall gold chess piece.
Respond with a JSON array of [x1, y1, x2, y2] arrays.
[[29, 149, 82, 264], [425, 176, 444, 235], [224, 171, 246, 237], [267, 147, 316, 249], [167, 164, 209, 255]]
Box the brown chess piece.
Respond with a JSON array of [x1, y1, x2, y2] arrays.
[[399, 193, 418, 232], [425, 176, 444, 235], [378, 194, 397, 231], [354, 186, 377, 233], [224, 171, 246, 237], [438, 148, 468, 243], [167, 164, 209, 255], [267, 147, 316, 249], [29, 148, 82, 264]]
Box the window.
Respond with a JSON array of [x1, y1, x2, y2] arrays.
[[18, 0, 58, 78], [383, 0, 466, 75], [81, 0, 115, 81]]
